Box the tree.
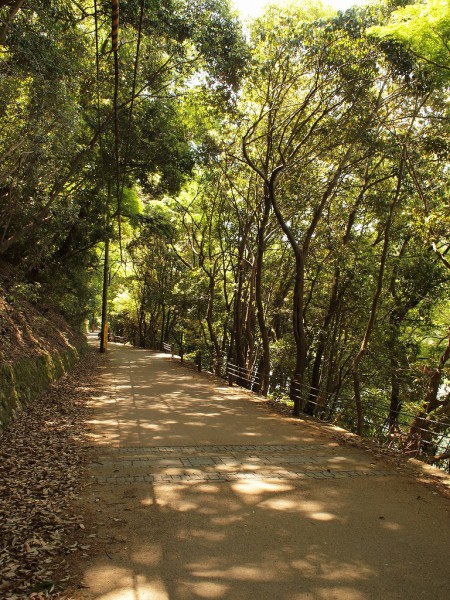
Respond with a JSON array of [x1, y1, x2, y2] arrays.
[[369, 0, 450, 83], [0, 0, 247, 327], [241, 5, 394, 414]]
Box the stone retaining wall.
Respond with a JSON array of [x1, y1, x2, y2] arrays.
[[0, 343, 87, 430]]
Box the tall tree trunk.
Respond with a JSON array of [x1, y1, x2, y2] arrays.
[[230, 227, 247, 386], [255, 190, 271, 395], [245, 258, 256, 374], [352, 152, 405, 435], [389, 354, 402, 434], [138, 307, 145, 347], [291, 255, 308, 415], [160, 304, 166, 350], [206, 270, 222, 376]]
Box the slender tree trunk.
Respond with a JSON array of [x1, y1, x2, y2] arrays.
[[138, 308, 145, 347], [255, 191, 271, 395], [232, 230, 249, 386], [291, 255, 308, 415], [387, 308, 416, 435], [389, 354, 402, 434], [405, 329, 450, 454], [100, 237, 110, 353], [245, 259, 256, 374], [352, 152, 405, 434], [206, 270, 222, 376], [164, 307, 172, 342], [160, 304, 166, 350], [304, 271, 340, 415]]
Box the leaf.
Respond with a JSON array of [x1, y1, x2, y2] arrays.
[[0, 350, 102, 597]]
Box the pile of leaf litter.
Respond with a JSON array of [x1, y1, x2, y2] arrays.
[[0, 348, 103, 599]]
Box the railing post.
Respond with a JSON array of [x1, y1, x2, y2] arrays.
[[180, 333, 184, 363], [228, 365, 234, 387]]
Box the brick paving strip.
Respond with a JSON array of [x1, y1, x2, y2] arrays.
[[89, 444, 402, 485]]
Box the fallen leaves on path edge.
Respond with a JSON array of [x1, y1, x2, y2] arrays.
[[0, 348, 104, 599]]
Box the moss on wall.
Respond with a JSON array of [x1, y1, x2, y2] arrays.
[[0, 343, 87, 430]]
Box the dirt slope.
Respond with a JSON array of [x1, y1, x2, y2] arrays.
[[0, 262, 85, 365]]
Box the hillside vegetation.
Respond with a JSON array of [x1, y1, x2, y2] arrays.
[[0, 262, 86, 429]]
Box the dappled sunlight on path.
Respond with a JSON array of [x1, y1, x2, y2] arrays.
[[88, 346, 317, 448], [74, 342, 450, 600]]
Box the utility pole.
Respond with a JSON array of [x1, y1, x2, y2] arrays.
[[100, 1, 119, 353], [100, 235, 109, 353]]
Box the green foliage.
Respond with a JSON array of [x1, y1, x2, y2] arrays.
[[185, 0, 250, 93], [369, 0, 450, 83], [2, 0, 450, 460], [121, 187, 143, 223]]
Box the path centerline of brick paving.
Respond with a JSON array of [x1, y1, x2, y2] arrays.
[[90, 444, 402, 485], [75, 338, 450, 600]]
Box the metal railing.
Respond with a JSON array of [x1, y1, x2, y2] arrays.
[[297, 382, 448, 464], [226, 362, 261, 391], [162, 342, 173, 356], [165, 343, 450, 469]]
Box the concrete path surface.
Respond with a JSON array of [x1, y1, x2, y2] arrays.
[[75, 340, 450, 600]]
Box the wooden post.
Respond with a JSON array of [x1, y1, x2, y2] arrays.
[[180, 332, 184, 363], [228, 365, 234, 387]]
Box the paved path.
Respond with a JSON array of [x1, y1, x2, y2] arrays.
[[76, 340, 450, 600]]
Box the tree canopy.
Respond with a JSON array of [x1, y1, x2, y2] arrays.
[[1, 0, 450, 467]]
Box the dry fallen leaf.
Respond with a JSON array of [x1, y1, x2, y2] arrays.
[[0, 349, 104, 598]]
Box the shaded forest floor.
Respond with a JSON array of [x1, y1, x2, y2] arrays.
[[0, 349, 103, 599]]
